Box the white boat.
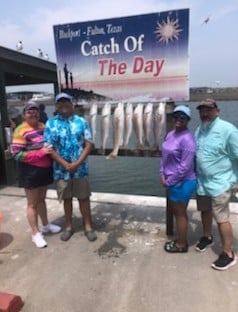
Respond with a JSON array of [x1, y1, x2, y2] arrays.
[[30, 93, 54, 105]]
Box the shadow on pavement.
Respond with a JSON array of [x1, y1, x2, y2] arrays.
[[0, 232, 14, 250]]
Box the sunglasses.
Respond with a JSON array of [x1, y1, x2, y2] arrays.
[[173, 113, 188, 121], [25, 108, 39, 114]]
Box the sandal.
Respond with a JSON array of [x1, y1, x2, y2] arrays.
[[85, 230, 97, 242], [60, 228, 74, 241], [164, 240, 188, 253]]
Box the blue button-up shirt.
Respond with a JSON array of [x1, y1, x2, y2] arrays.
[[195, 117, 238, 196], [44, 114, 93, 180]]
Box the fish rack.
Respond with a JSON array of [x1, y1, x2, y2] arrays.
[[81, 100, 175, 160]]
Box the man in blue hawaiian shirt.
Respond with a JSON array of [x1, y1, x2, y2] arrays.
[[44, 92, 97, 242]]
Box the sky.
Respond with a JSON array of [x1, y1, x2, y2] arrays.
[[1, 0, 238, 93]]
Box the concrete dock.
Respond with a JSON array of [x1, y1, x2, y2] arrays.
[[1, 186, 238, 312]]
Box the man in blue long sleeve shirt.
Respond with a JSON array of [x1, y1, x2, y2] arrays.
[[195, 98, 238, 270]]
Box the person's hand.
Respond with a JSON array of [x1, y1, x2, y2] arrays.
[[232, 185, 238, 196], [65, 162, 79, 173], [9, 119, 16, 129], [41, 145, 53, 154], [161, 176, 167, 187]]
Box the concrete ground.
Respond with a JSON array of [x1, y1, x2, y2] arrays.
[[1, 186, 238, 312]]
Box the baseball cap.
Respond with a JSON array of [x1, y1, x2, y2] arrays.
[[23, 101, 39, 113], [197, 98, 218, 110], [55, 92, 72, 102], [173, 105, 191, 118]]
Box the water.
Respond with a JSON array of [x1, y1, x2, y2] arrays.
[[42, 101, 238, 197]]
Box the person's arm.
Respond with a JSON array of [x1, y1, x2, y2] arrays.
[[226, 129, 238, 159], [65, 140, 93, 173], [227, 129, 238, 194], [9, 118, 16, 129], [66, 117, 93, 172], [49, 149, 70, 169], [159, 158, 167, 187], [48, 140, 93, 173], [165, 136, 196, 186], [11, 126, 50, 162], [43, 119, 69, 168]]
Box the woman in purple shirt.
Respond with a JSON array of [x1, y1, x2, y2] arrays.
[[160, 105, 196, 253]]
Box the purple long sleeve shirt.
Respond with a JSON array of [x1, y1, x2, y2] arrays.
[[160, 129, 196, 187]]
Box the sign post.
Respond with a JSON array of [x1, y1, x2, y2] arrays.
[[165, 101, 175, 235]]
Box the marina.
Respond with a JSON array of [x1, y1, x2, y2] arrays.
[[0, 3, 238, 311]]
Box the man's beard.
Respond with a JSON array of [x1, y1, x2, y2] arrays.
[[201, 120, 211, 129]]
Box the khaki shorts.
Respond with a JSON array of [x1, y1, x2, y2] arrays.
[[197, 190, 232, 223], [55, 177, 91, 201]]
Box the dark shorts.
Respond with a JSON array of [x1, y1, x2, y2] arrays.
[[17, 162, 53, 189]]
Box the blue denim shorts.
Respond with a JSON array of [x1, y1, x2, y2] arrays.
[[168, 179, 197, 204]]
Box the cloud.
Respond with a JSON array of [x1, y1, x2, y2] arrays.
[[211, 3, 238, 21], [2, 0, 238, 89], [0, 22, 25, 50], [0, 0, 193, 58]]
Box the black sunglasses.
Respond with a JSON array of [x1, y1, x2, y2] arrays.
[[173, 113, 189, 121], [25, 108, 39, 113]]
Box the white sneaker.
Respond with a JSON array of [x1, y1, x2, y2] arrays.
[[41, 223, 62, 234], [32, 232, 47, 248]]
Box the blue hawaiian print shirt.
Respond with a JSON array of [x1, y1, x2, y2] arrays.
[[44, 114, 93, 180]]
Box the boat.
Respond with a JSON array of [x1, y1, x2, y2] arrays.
[[30, 93, 54, 105], [7, 91, 54, 107]]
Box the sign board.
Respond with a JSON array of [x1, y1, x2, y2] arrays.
[[53, 9, 189, 102]]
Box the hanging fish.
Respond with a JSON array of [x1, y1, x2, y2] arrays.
[[106, 102, 124, 159], [153, 102, 166, 151], [89, 103, 98, 143], [123, 102, 133, 147], [99, 102, 111, 155], [133, 103, 144, 149], [143, 102, 153, 148]]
